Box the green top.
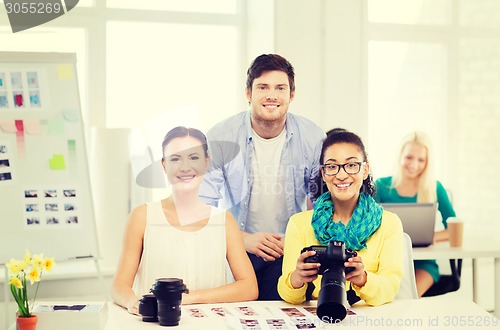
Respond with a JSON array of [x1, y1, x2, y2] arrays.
[[374, 176, 456, 229], [374, 176, 456, 283]]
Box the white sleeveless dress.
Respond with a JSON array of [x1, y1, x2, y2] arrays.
[[135, 201, 227, 296]]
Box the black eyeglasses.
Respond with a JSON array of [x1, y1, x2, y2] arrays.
[[320, 162, 365, 176]]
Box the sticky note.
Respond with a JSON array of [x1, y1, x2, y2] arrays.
[[49, 154, 66, 170], [25, 120, 42, 135], [48, 118, 64, 135], [57, 64, 73, 80]]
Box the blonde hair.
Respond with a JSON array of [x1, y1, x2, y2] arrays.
[[392, 131, 436, 203]]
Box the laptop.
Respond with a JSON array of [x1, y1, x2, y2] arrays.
[[381, 203, 437, 247]]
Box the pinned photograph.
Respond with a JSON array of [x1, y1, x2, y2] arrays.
[[0, 145, 8, 153], [45, 203, 58, 211], [63, 189, 76, 197], [24, 190, 38, 198], [64, 203, 75, 211], [46, 217, 59, 225], [27, 72, 39, 88], [10, 72, 23, 89], [0, 172, 12, 181], [13, 91, 24, 107], [0, 159, 10, 167], [29, 91, 41, 107], [66, 216, 78, 224], [27, 217, 40, 225], [0, 92, 8, 108], [0, 72, 5, 89], [25, 204, 39, 212], [44, 189, 57, 198]]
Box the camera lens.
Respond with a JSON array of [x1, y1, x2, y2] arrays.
[[150, 278, 188, 326], [138, 293, 158, 322], [316, 267, 348, 323]]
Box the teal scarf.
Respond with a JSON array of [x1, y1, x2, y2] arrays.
[[311, 192, 383, 251]]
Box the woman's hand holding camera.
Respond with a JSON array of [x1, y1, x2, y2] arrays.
[[290, 250, 320, 289], [344, 255, 367, 288]]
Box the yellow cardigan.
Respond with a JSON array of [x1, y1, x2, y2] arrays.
[[278, 210, 403, 306]]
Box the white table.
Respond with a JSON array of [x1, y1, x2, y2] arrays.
[[103, 298, 499, 329], [412, 235, 500, 318]]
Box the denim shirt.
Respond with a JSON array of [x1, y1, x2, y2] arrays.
[[199, 111, 325, 234]]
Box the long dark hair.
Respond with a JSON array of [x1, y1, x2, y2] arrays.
[[310, 129, 376, 201], [161, 126, 208, 158]]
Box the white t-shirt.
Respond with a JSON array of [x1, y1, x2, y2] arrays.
[[135, 201, 227, 296], [246, 128, 288, 236]]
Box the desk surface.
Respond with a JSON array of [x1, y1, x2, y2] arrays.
[[104, 298, 499, 329]]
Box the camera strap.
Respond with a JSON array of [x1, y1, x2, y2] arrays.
[[347, 283, 361, 306]]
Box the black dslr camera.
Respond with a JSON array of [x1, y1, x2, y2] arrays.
[[301, 240, 357, 323]]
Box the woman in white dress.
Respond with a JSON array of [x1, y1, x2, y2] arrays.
[[111, 126, 258, 315]]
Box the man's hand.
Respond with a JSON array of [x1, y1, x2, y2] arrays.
[[243, 232, 284, 261]]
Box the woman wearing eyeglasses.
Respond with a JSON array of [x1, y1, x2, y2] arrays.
[[278, 129, 403, 307], [374, 131, 456, 297]]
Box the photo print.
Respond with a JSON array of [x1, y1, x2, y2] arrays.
[[63, 189, 76, 197], [46, 217, 59, 225], [64, 203, 76, 211], [291, 318, 316, 329], [27, 72, 39, 88], [0, 92, 7, 108], [267, 319, 288, 330], [44, 189, 57, 198], [240, 319, 261, 330], [187, 308, 207, 318], [280, 308, 305, 318], [0, 145, 8, 153], [238, 306, 258, 317], [27, 217, 40, 225], [66, 216, 78, 224], [45, 203, 58, 212], [0, 72, 5, 89], [25, 204, 39, 212], [24, 189, 38, 198], [210, 307, 232, 317], [0, 172, 12, 181], [0, 159, 10, 167]]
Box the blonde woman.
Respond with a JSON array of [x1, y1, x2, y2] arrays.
[[374, 131, 456, 297]]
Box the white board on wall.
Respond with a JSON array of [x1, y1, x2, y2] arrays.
[[0, 52, 99, 264]]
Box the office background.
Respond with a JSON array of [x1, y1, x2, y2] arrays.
[[0, 0, 499, 319]]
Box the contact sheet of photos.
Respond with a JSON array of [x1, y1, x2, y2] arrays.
[[23, 186, 79, 227], [0, 141, 13, 184], [181, 304, 358, 329], [0, 70, 45, 110]]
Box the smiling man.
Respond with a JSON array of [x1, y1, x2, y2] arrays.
[[200, 54, 325, 300]]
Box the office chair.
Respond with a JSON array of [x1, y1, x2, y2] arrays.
[[396, 233, 419, 299], [422, 258, 462, 297]]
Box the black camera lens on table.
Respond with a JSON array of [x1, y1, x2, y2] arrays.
[[138, 293, 158, 322], [150, 278, 189, 326], [302, 240, 357, 323]]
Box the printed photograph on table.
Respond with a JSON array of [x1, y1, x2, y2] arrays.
[[280, 308, 305, 318], [238, 306, 259, 316], [267, 318, 288, 329], [211, 307, 232, 317], [188, 308, 207, 318], [291, 317, 317, 329], [240, 318, 261, 330]]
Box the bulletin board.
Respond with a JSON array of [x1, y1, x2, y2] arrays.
[[0, 52, 99, 264]]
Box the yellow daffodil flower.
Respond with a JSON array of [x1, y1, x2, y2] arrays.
[[6, 258, 23, 276], [9, 277, 23, 289], [44, 257, 56, 271]]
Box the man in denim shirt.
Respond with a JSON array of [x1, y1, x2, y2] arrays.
[[200, 54, 325, 300]]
